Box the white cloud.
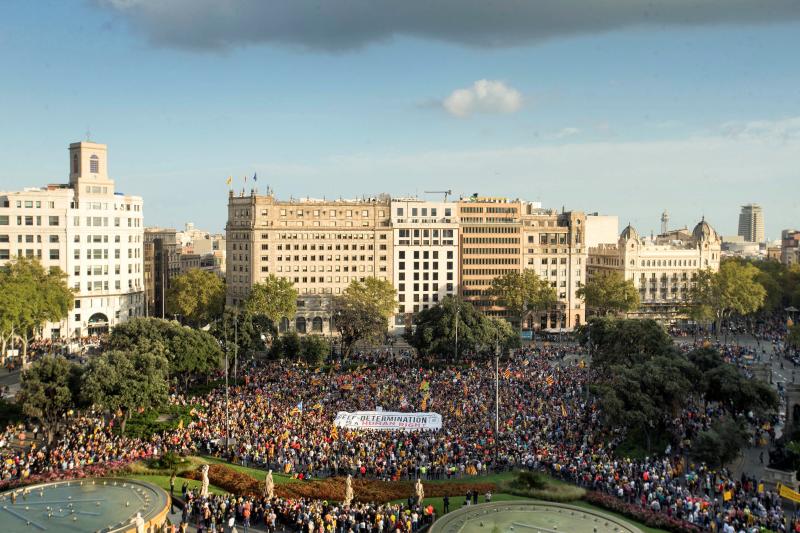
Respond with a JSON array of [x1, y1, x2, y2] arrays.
[[442, 80, 523, 118], [720, 117, 800, 142], [550, 127, 581, 139]]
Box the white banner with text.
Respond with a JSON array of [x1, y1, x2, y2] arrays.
[[333, 411, 442, 431]]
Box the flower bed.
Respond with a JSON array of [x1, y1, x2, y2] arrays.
[[583, 491, 702, 533], [184, 463, 497, 503]]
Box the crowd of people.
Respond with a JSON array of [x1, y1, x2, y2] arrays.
[[1, 336, 796, 531]]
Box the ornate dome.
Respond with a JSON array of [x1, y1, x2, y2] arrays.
[[692, 218, 718, 242], [620, 223, 640, 242]]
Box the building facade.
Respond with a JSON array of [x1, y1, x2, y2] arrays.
[[143, 228, 179, 318], [457, 197, 523, 320], [390, 199, 459, 332], [0, 141, 144, 339], [587, 219, 721, 321], [520, 205, 587, 330], [738, 203, 765, 243], [226, 191, 393, 334], [782, 230, 800, 266]]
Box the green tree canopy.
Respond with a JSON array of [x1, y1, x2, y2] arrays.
[[81, 349, 169, 434], [108, 317, 221, 390], [691, 417, 750, 468], [406, 296, 516, 359], [0, 258, 73, 366], [689, 261, 767, 333], [17, 356, 83, 444], [577, 270, 640, 317], [341, 278, 397, 320], [579, 317, 675, 370], [331, 278, 397, 358], [166, 268, 225, 327], [243, 275, 298, 333], [301, 335, 330, 367], [490, 270, 556, 328]]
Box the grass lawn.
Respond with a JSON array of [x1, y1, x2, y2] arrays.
[[125, 474, 227, 496], [200, 456, 298, 484]]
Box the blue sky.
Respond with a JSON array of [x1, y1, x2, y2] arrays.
[[0, 1, 798, 238]]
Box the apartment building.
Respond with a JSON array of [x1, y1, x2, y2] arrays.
[[390, 199, 459, 332], [587, 219, 721, 321], [143, 227, 180, 318], [0, 141, 144, 339], [458, 197, 523, 320], [226, 191, 392, 334], [782, 230, 800, 266], [521, 205, 587, 329]]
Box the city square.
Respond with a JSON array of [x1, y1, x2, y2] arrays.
[[2, 2, 800, 533]]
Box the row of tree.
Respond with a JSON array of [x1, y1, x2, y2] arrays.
[[0, 258, 74, 366], [18, 316, 225, 441], [581, 318, 777, 466]]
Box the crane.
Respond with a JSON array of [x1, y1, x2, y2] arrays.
[[424, 190, 452, 202]]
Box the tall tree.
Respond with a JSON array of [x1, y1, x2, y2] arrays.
[[108, 317, 222, 390], [490, 270, 556, 329], [166, 268, 225, 327], [301, 335, 330, 367], [243, 275, 298, 334], [689, 262, 767, 335], [81, 349, 169, 434], [331, 278, 397, 359], [406, 296, 515, 359], [579, 318, 675, 371], [0, 258, 73, 366], [577, 270, 640, 317], [17, 356, 83, 444]]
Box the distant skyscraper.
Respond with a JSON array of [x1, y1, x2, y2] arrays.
[[737, 204, 765, 243]]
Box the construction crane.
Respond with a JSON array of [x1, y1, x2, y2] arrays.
[[424, 190, 452, 202]]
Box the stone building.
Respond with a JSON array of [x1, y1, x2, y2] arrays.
[[587, 219, 721, 321], [226, 191, 392, 334]]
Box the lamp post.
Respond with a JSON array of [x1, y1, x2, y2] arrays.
[[454, 300, 460, 361], [222, 315, 230, 449]]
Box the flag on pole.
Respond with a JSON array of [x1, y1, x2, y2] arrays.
[[225, 176, 232, 186], [503, 367, 512, 379], [291, 400, 303, 415], [546, 375, 555, 387]]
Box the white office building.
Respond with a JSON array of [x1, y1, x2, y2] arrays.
[[0, 141, 144, 339], [390, 199, 459, 333]]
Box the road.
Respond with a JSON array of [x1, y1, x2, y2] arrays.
[[0, 368, 21, 399]]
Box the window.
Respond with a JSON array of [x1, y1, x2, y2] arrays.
[[48, 216, 59, 226], [49, 235, 59, 243], [0, 216, 7, 225], [90, 155, 99, 173], [49, 249, 59, 260], [0, 249, 8, 260]]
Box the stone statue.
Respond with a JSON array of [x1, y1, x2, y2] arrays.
[[264, 469, 275, 499], [200, 464, 210, 498], [415, 478, 424, 505], [133, 512, 145, 533], [343, 474, 354, 507]]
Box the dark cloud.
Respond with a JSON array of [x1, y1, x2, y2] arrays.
[[97, 0, 800, 52]]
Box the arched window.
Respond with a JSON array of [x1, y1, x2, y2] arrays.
[[279, 317, 289, 333], [296, 317, 307, 334], [312, 317, 323, 332], [90, 155, 99, 174]]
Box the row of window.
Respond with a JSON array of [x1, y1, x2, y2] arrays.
[[398, 250, 454, 260]]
